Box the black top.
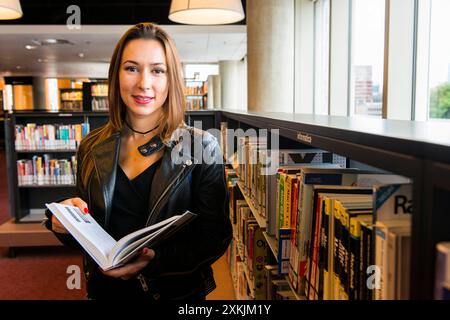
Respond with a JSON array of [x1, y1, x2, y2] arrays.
[[109, 159, 161, 240], [87, 159, 161, 299]]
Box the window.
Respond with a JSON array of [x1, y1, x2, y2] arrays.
[[427, 0, 450, 120], [313, 0, 330, 115], [350, 0, 385, 117], [184, 64, 219, 81]]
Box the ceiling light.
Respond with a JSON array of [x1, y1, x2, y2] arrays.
[[25, 45, 37, 50], [78, 53, 85, 58], [31, 39, 73, 46], [0, 0, 23, 20], [169, 0, 245, 25]]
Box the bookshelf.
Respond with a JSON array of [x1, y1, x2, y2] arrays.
[[0, 101, 4, 150], [218, 109, 450, 300], [4, 110, 218, 224], [184, 79, 207, 110], [82, 80, 109, 111], [60, 88, 83, 111], [4, 111, 109, 223], [263, 231, 278, 260], [236, 181, 267, 229]]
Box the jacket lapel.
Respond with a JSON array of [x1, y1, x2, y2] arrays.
[[147, 127, 198, 225], [91, 132, 121, 228]]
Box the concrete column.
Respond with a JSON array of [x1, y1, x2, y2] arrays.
[[207, 74, 221, 109], [32, 77, 47, 110], [247, 0, 295, 113], [219, 60, 246, 110]]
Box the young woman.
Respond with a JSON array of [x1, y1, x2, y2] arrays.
[[45, 22, 232, 300]]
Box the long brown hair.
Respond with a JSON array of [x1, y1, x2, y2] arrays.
[[80, 22, 185, 188]]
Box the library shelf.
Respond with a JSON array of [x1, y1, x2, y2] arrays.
[[236, 181, 267, 229], [263, 231, 279, 262], [219, 109, 450, 300]]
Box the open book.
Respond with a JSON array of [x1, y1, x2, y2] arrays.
[[45, 203, 197, 271]]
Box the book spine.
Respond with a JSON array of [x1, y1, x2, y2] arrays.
[[374, 226, 386, 300], [308, 194, 323, 300], [253, 227, 268, 300], [339, 205, 350, 300], [319, 195, 329, 300], [278, 228, 292, 275], [332, 200, 342, 300]]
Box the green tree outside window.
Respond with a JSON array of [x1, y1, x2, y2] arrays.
[[430, 83, 450, 119]]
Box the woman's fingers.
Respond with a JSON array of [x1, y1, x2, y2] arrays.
[[52, 197, 89, 233], [51, 215, 69, 234], [71, 197, 89, 214], [101, 248, 156, 280], [61, 197, 89, 214]]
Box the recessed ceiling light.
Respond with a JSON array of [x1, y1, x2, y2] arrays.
[[25, 45, 37, 50], [78, 53, 85, 58], [31, 39, 73, 46]]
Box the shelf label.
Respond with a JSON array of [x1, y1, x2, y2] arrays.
[[297, 132, 312, 144], [59, 114, 73, 117]]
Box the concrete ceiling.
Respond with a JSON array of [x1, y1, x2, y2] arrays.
[[0, 25, 247, 78]]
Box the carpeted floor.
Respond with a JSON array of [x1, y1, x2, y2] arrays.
[[0, 150, 87, 299], [0, 150, 234, 300]]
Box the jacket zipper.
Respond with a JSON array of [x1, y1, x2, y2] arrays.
[[136, 273, 148, 291], [145, 159, 194, 227]]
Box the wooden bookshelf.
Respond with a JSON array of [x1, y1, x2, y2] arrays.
[[0, 218, 62, 257]]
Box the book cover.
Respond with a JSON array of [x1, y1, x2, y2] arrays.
[[374, 219, 410, 300]]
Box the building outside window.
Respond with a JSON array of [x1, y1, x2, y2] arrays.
[[350, 0, 385, 117]]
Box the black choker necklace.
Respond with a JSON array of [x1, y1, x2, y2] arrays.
[[124, 121, 164, 156], [125, 120, 159, 137]]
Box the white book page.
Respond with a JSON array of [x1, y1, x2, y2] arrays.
[[46, 203, 117, 267], [108, 214, 180, 262], [110, 211, 196, 267], [111, 226, 168, 266]]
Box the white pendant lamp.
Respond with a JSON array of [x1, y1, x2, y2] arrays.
[[169, 0, 245, 25], [0, 0, 22, 20]]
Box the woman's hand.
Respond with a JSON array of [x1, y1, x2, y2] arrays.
[[51, 197, 89, 234], [101, 248, 156, 280]]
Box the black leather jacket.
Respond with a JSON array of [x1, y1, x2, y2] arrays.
[[45, 125, 232, 300]]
